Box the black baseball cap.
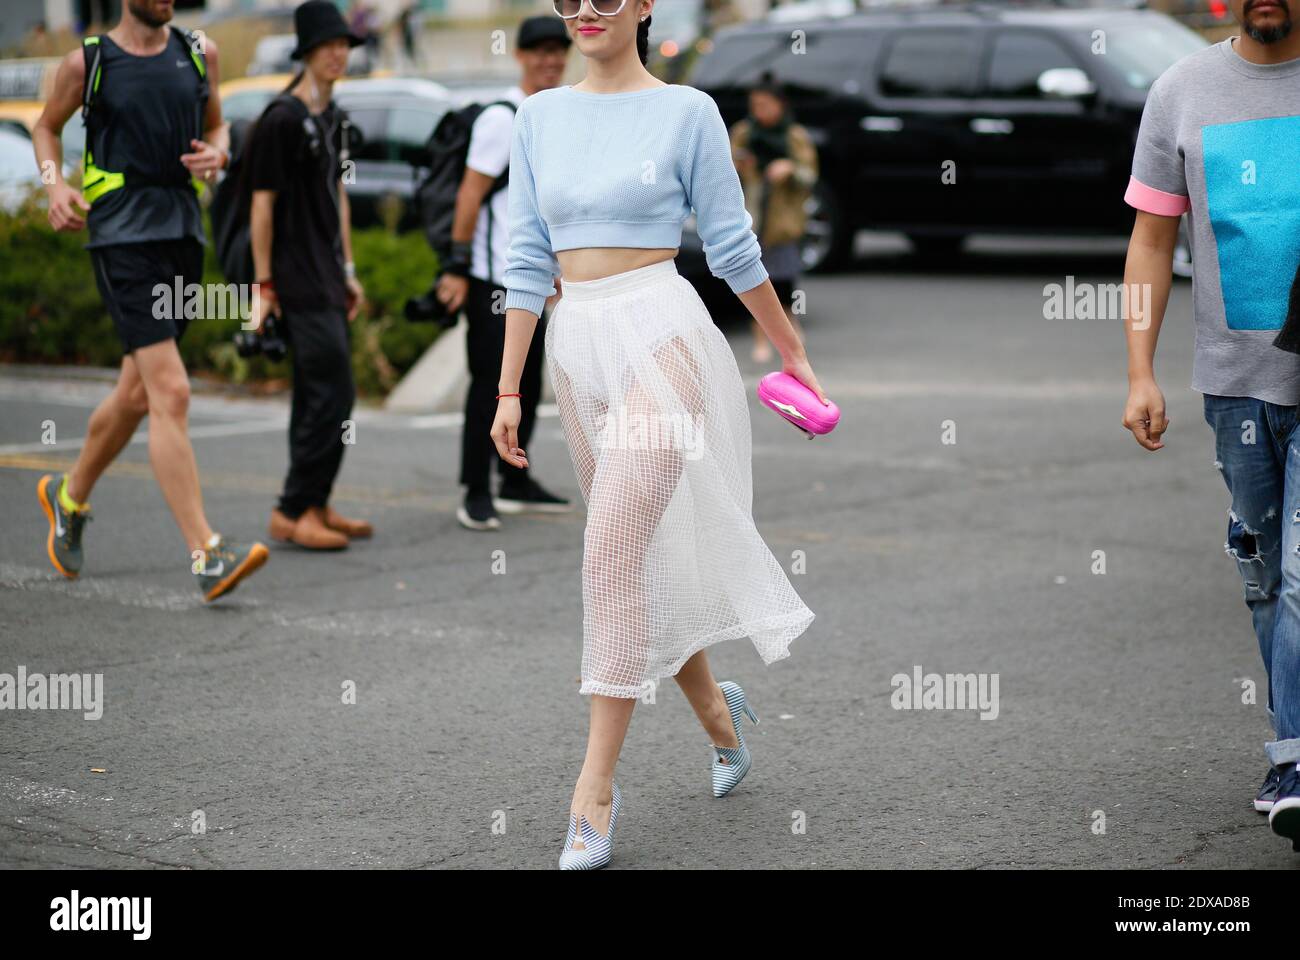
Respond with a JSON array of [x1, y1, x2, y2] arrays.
[[518, 15, 571, 50]]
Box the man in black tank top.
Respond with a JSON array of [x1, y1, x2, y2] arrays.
[[31, 0, 269, 603]]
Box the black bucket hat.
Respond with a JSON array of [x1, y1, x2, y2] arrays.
[[291, 0, 364, 60]]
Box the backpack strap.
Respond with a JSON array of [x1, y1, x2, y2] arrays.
[[80, 36, 102, 125]]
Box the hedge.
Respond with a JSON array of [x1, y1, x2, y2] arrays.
[[1, 189, 443, 398]]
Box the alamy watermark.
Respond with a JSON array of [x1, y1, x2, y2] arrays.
[[0, 666, 103, 720], [890, 665, 1000, 720], [1043, 276, 1152, 330]]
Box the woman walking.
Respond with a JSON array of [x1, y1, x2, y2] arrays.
[[730, 75, 818, 364], [492, 0, 825, 870]]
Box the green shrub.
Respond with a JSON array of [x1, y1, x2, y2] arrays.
[[0, 195, 443, 398]]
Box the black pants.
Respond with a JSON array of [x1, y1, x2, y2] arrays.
[[277, 305, 355, 519], [460, 275, 545, 492]]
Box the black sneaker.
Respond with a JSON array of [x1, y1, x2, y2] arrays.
[[1256, 766, 1282, 813], [1268, 763, 1300, 850], [457, 489, 501, 531], [494, 476, 573, 515]]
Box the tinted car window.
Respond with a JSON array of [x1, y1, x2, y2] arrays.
[[689, 33, 788, 88], [776, 31, 873, 97], [1072, 18, 1207, 90], [985, 32, 1080, 97], [878, 30, 980, 97]]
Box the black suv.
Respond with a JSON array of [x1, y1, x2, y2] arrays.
[[680, 5, 1205, 282]]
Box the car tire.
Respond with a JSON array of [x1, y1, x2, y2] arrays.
[[800, 180, 849, 273]]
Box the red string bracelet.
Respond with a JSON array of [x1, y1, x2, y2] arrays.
[[496, 392, 522, 400]]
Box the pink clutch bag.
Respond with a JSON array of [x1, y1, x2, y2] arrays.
[[756, 371, 840, 438]]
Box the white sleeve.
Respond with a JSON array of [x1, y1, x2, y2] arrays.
[[466, 104, 515, 179]]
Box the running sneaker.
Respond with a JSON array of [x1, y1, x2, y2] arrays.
[[194, 534, 269, 602], [37, 473, 91, 579]]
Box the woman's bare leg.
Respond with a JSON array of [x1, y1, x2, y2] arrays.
[[673, 651, 741, 754], [567, 695, 635, 847]]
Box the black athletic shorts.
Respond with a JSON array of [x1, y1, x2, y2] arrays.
[[771, 277, 795, 305], [90, 238, 205, 354]]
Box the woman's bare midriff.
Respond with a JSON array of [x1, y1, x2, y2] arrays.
[[556, 247, 678, 284]]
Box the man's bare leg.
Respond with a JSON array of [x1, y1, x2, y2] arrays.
[[130, 338, 214, 551], [64, 354, 149, 504]]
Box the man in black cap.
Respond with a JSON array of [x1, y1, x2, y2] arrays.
[[246, 0, 373, 550], [438, 16, 575, 531]]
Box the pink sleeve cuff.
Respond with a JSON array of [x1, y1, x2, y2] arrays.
[[1124, 175, 1190, 216]]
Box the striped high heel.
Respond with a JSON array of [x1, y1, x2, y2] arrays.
[[711, 681, 759, 798], [558, 783, 622, 870]]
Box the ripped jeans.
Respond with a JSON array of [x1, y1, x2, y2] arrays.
[[1204, 394, 1300, 766]]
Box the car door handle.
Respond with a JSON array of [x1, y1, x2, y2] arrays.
[[860, 115, 903, 132], [970, 118, 1014, 135]]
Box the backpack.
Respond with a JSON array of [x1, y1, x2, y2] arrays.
[[413, 99, 516, 282], [80, 26, 208, 203], [209, 105, 278, 287]]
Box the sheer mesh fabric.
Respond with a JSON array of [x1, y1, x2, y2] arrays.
[[545, 261, 814, 699]]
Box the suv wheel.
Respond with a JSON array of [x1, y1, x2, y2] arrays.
[[800, 180, 847, 273]]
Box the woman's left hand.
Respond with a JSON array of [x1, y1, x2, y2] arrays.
[[782, 353, 830, 406]]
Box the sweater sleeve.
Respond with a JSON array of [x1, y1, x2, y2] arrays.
[[503, 103, 560, 318], [683, 94, 769, 295]]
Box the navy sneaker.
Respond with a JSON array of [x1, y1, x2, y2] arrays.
[[1268, 763, 1300, 850], [1256, 766, 1282, 813]]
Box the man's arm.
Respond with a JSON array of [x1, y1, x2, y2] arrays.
[[1121, 210, 1180, 451], [32, 48, 89, 231], [181, 35, 228, 181]]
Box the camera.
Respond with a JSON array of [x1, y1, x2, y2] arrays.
[[233, 315, 288, 363], [404, 273, 460, 329]]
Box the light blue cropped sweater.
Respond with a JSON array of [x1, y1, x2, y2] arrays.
[[502, 83, 770, 318]]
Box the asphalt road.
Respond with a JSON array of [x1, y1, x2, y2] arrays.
[[2, 240, 1294, 869]]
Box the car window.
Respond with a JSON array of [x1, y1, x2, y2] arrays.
[[343, 107, 390, 162], [774, 31, 873, 97], [0, 130, 35, 184], [389, 106, 445, 166], [1073, 19, 1207, 90], [689, 33, 788, 88], [878, 29, 980, 97], [983, 32, 1081, 98]]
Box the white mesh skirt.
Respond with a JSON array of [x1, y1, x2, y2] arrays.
[[545, 258, 815, 699]]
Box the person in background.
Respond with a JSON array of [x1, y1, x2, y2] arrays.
[[436, 15, 574, 531], [31, 0, 268, 601], [247, 0, 372, 551], [1119, 0, 1300, 850], [730, 74, 817, 364]]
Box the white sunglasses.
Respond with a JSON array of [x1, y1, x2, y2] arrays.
[[552, 0, 632, 18]]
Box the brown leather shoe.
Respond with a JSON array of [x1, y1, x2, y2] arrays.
[[324, 505, 373, 539], [273, 506, 348, 550], [268, 508, 297, 543]]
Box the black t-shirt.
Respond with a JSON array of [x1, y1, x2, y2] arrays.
[[247, 94, 348, 311]]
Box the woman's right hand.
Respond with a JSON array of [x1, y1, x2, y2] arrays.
[[491, 397, 529, 468]]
